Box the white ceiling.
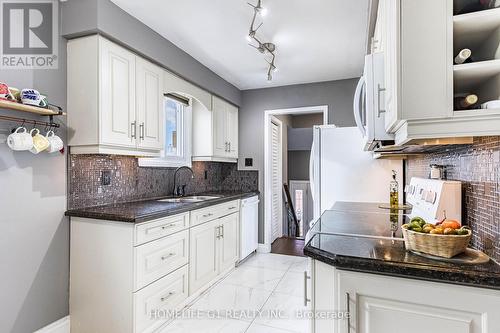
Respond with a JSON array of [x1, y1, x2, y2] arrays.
[[111, 0, 370, 90]]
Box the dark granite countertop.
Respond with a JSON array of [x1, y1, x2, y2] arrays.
[[65, 191, 259, 223], [304, 201, 500, 290]]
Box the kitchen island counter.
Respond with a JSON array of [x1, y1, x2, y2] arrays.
[[304, 202, 500, 290]]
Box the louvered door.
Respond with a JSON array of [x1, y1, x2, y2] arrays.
[[270, 121, 282, 243]]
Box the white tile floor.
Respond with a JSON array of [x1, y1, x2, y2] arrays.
[[161, 253, 311, 333]]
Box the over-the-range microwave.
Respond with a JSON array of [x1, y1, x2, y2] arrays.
[[353, 52, 394, 151]]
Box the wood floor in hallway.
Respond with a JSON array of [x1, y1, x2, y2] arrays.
[[271, 237, 305, 257]]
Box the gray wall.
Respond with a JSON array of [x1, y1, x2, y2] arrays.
[[239, 78, 358, 242], [291, 113, 324, 128], [0, 10, 69, 333], [288, 151, 311, 181], [61, 0, 241, 106]]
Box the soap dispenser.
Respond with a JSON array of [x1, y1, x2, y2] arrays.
[[390, 170, 399, 207]]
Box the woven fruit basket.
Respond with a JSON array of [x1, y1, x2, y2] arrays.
[[402, 227, 472, 258]]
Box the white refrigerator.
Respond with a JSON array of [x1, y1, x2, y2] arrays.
[[310, 126, 403, 221]]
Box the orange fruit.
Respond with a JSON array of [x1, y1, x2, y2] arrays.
[[441, 220, 461, 230]]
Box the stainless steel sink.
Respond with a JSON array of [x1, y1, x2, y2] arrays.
[[157, 195, 221, 203]]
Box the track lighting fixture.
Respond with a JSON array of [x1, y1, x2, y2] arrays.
[[247, 0, 277, 81]]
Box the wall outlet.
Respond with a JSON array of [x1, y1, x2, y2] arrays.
[[101, 170, 111, 186]]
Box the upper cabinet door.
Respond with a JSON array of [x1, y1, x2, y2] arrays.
[[100, 38, 136, 147], [212, 96, 228, 157], [226, 103, 238, 158], [383, 0, 400, 132], [136, 58, 164, 150]]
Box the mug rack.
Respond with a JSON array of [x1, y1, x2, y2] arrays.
[[0, 99, 65, 130]]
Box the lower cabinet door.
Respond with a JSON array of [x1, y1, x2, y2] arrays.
[[189, 219, 219, 295], [336, 268, 500, 333], [218, 213, 239, 273], [134, 265, 188, 333]]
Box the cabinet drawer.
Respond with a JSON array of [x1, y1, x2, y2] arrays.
[[135, 230, 189, 291], [135, 213, 189, 246], [190, 200, 240, 227], [134, 265, 188, 333]]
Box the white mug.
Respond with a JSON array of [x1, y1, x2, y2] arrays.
[[30, 128, 50, 154], [45, 130, 63, 153], [7, 127, 33, 151]]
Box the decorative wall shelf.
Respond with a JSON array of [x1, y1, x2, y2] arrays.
[[0, 99, 66, 116]]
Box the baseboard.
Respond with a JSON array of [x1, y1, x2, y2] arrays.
[[257, 243, 271, 253], [33, 316, 69, 333]]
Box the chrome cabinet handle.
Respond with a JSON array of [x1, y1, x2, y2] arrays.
[[303, 271, 311, 306], [160, 292, 175, 302], [161, 222, 179, 230], [216, 226, 220, 239], [346, 292, 351, 332], [203, 213, 213, 218], [228, 142, 231, 152], [160, 253, 175, 261], [139, 122, 145, 140], [131, 121, 137, 139], [225, 142, 228, 152], [377, 84, 386, 118], [228, 206, 237, 210], [221, 224, 224, 238]]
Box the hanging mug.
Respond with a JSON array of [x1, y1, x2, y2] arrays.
[[7, 127, 33, 151], [45, 130, 64, 153], [30, 128, 50, 154]]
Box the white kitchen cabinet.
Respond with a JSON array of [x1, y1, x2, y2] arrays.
[[99, 38, 137, 148], [377, 0, 500, 145], [189, 219, 219, 293], [189, 209, 240, 295], [136, 57, 164, 150], [70, 201, 242, 333], [68, 35, 163, 156], [192, 95, 239, 162], [70, 214, 190, 333], [218, 212, 239, 272], [383, 0, 453, 133], [310, 260, 500, 333]]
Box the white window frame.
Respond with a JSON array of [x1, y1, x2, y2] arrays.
[[138, 97, 192, 168]]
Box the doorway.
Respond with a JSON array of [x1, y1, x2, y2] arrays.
[[263, 106, 328, 253]]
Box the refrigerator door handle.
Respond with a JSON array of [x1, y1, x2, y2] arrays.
[[309, 140, 315, 203], [353, 76, 366, 137]]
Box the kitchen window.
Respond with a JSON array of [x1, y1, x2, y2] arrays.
[[139, 94, 192, 168]]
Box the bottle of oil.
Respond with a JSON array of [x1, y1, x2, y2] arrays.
[[390, 170, 399, 208]]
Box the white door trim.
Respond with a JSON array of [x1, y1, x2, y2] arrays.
[[269, 116, 283, 244], [263, 105, 328, 248]]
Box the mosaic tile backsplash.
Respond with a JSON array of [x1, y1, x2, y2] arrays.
[[405, 136, 500, 263], [68, 155, 258, 209]]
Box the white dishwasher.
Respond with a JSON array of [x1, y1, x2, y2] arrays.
[[239, 195, 259, 261]]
